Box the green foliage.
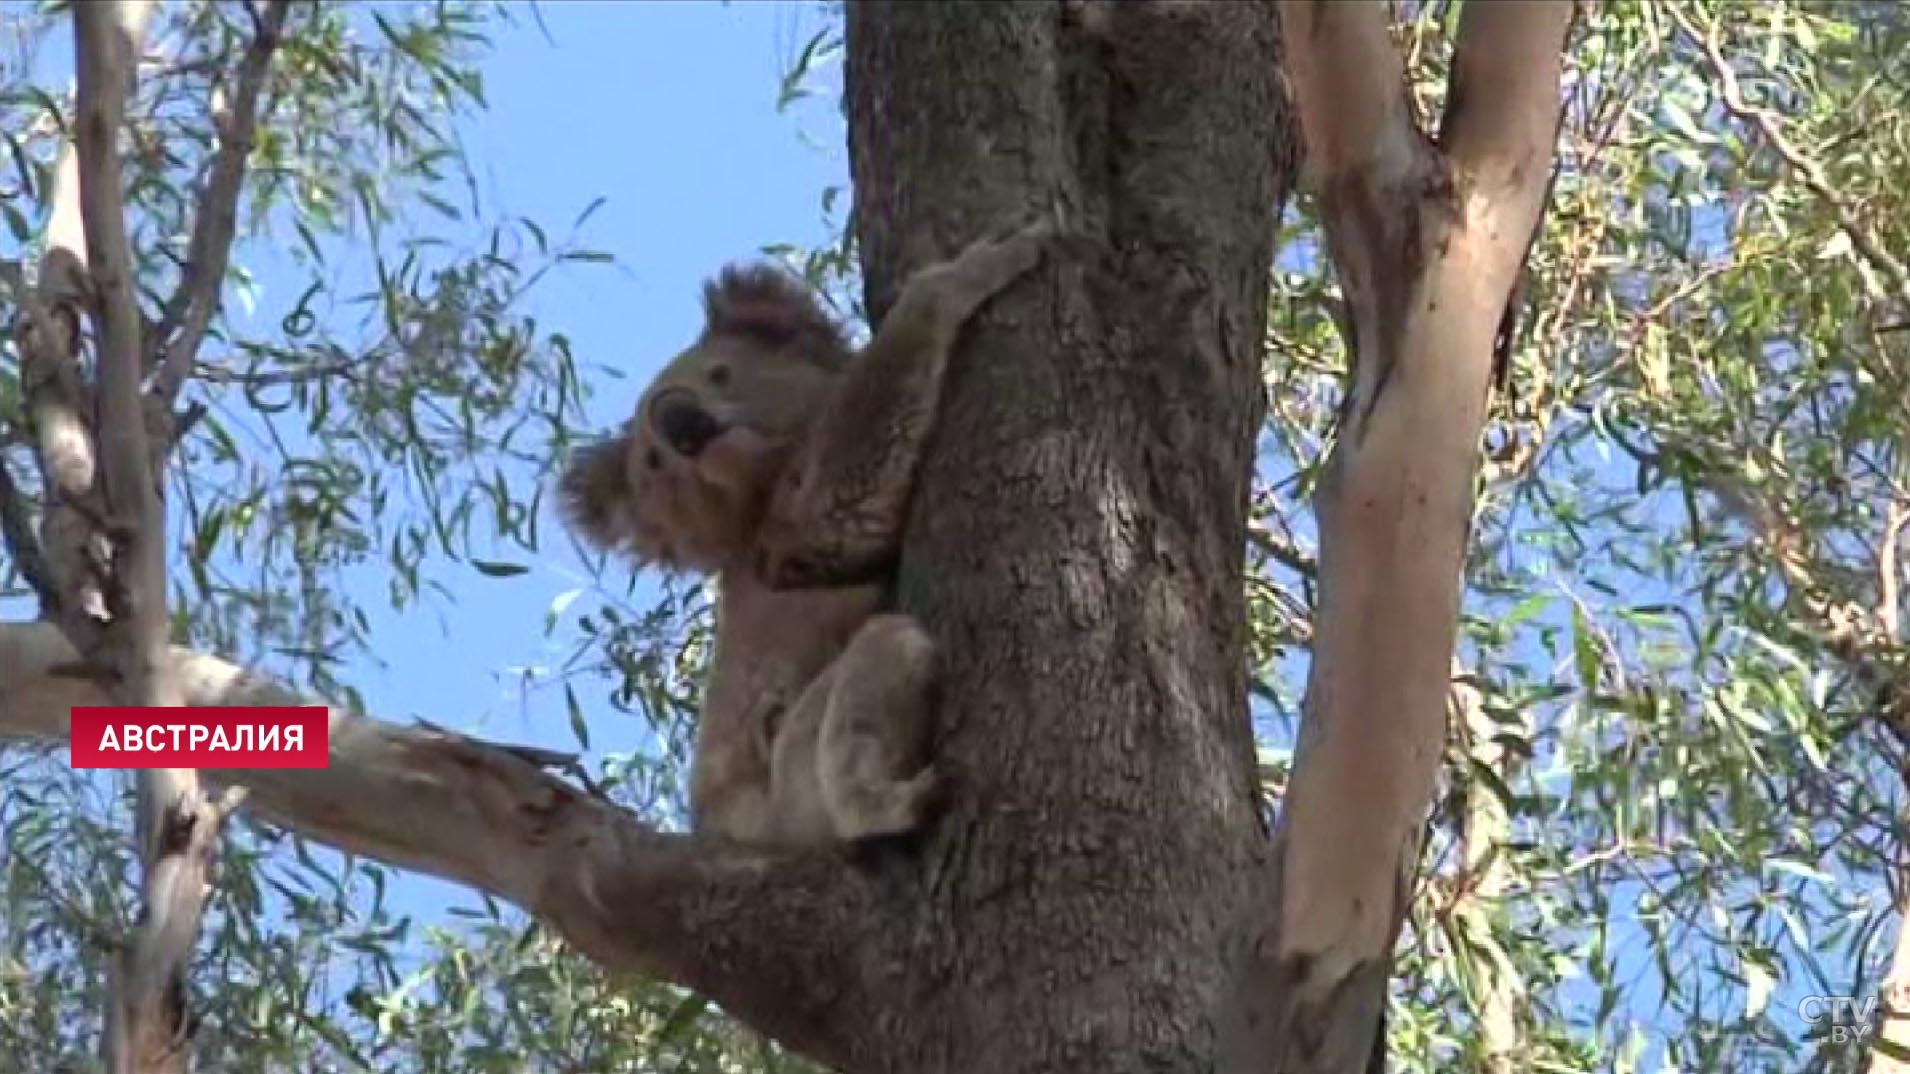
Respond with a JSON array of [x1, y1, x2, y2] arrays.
[[4, 1, 1909, 1072], [0, 1, 775, 1069], [1250, 3, 1910, 1070]]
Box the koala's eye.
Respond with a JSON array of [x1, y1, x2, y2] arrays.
[[644, 448, 662, 470], [707, 365, 731, 388]]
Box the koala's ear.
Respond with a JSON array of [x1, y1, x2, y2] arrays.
[[702, 263, 849, 364], [558, 435, 634, 552]]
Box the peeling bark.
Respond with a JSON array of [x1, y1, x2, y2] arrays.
[[1265, 3, 1573, 1071], [0, 2, 1578, 1070]]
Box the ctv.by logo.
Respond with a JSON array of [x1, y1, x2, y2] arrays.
[[1797, 995, 1880, 1045]]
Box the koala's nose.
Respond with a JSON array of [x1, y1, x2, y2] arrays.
[[649, 389, 723, 458]]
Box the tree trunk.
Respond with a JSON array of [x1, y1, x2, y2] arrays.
[[841, 3, 1291, 1071], [1260, 4, 1571, 1070], [1, 4, 1575, 1072]]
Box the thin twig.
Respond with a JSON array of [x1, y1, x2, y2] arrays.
[[1881, 495, 1906, 643], [1248, 522, 1319, 581], [1670, 3, 1910, 312], [150, 0, 292, 405], [194, 357, 354, 387], [168, 402, 207, 451]]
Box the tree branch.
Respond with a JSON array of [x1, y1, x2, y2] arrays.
[[1266, 4, 1572, 1071], [0, 619, 881, 1070], [1277, 0, 1418, 191], [150, 0, 291, 404], [1882, 494, 1905, 643], [194, 356, 357, 387], [72, 6, 205, 1070], [74, 4, 161, 675], [1280, 0, 1444, 452], [1668, 2, 1910, 313], [1439, 1, 1576, 207]]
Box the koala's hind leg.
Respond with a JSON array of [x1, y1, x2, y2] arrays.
[[817, 613, 944, 842]]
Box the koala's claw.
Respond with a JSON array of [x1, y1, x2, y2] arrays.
[[974, 216, 1061, 273], [930, 222, 1053, 311]]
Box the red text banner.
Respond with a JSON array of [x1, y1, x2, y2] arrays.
[[69, 707, 330, 769]]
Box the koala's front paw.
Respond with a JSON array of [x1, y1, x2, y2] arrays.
[[996, 213, 1065, 252], [907, 218, 1057, 321], [956, 217, 1058, 292]]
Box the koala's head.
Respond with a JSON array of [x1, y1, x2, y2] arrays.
[[559, 264, 850, 573]]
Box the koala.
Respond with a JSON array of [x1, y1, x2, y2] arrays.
[[559, 224, 1048, 849]]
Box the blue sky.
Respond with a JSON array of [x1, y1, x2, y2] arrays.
[[343, 10, 1886, 1062], [354, 6, 1741, 1055], [336, 2, 845, 738], [1, 1, 1879, 1064], [0, 0, 857, 959], [295, 0, 855, 911]]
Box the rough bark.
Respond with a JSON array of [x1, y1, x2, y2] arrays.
[[842, 3, 1290, 1071], [1264, 3, 1572, 1071], [0, 3, 1576, 1072]]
